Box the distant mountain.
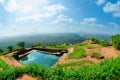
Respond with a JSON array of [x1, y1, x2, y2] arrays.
[[0, 33, 111, 49]]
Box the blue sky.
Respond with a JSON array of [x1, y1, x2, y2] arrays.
[[0, 0, 120, 37]]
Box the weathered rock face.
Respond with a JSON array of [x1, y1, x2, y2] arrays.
[[13, 48, 68, 60], [0, 68, 2, 71], [100, 55, 105, 59]]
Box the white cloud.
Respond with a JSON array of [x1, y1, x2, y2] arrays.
[[108, 22, 119, 28], [51, 15, 74, 24], [80, 18, 106, 28], [80, 18, 100, 26], [0, 23, 2, 27], [2, 0, 49, 13], [0, 1, 68, 37], [0, 23, 59, 37], [16, 3, 67, 22], [0, 0, 4, 3], [78, 17, 120, 34], [96, 0, 106, 5], [4, 0, 18, 12], [83, 18, 97, 23], [1, 25, 35, 37], [43, 3, 67, 16], [80, 18, 119, 28], [16, 0, 49, 14], [16, 14, 48, 22], [103, 1, 120, 17]]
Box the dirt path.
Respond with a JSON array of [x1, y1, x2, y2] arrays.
[[16, 74, 38, 80], [85, 46, 118, 59], [57, 48, 74, 64], [57, 44, 119, 65], [101, 46, 118, 58], [0, 56, 23, 67], [0, 56, 38, 80], [0, 68, 2, 71], [57, 47, 100, 64]]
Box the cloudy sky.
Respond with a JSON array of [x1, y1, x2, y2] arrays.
[[0, 0, 120, 37]]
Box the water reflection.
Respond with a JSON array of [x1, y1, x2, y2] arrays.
[[19, 51, 59, 67]]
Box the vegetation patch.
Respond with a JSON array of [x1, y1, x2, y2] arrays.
[[111, 34, 120, 50], [46, 44, 73, 50], [90, 37, 100, 44], [91, 52, 104, 59], [76, 43, 95, 49], [101, 40, 109, 47], [68, 48, 86, 59], [0, 59, 9, 69], [1, 57, 120, 80], [59, 60, 92, 67], [85, 45, 94, 49], [1, 34, 120, 80]]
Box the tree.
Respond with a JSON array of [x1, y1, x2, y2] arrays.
[[90, 37, 100, 44], [31, 43, 42, 48], [111, 34, 120, 50], [7, 46, 13, 52], [101, 40, 109, 47], [0, 49, 3, 54], [17, 41, 25, 49]]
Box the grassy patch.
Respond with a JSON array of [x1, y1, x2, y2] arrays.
[[76, 43, 95, 49], [7, 51, 18, 59], [7, 55, 14, 59], [0, 59, 10, 70], [59, 60, 92, 67], [85, 45, 94, 49], [91, 52, 104, 59], [1, 57, 120, 79], [0, 50, 9, 55], [46, 44, 73, 49], [117, 50, 120, 56], [68, 48, 86, 59]]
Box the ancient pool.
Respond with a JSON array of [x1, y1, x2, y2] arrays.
[[19, 51, 59, 67]]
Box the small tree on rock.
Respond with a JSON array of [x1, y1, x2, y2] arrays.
[[7, 45, 13, 52], [17, 41, 25, 49], [90, 37, 100, 44], [101, 40, 109, 47], [0, 49, 3, 54], [111, 34, 120, 50]]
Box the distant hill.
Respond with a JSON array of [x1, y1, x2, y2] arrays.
[[0, 33, 111, 49]]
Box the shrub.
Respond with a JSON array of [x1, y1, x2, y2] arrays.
[[7, 45, 13, 52], [59, 60, 92, 67], [90, 37, 100, 44], [0, 48, 3, 54], [91, 52, 104, 59], [101, 40, 109, 47], [68, 48, 86, 59], [17, 41, 25, 49], [111, 34, 120, 50], [86, 45, 94, 49], [2, 58, 120, 80]]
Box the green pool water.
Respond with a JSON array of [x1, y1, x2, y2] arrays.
[[19, 51, 59, 67]]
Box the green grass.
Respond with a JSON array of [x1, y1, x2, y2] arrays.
[[59, 60, 92, 67], [91, 52, 103, 59], [0, 50, 9, 55], [7, 51, 18, 59], [1, 41, 120, 80], [1, 57, 120, 80], [0, 59, 10, 70], [85, 45, 94, 49], [7, 55, 14, 59], [76, 43, 95, 49], [46, 44, 73, 49], [68, 48, 86, 59]]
